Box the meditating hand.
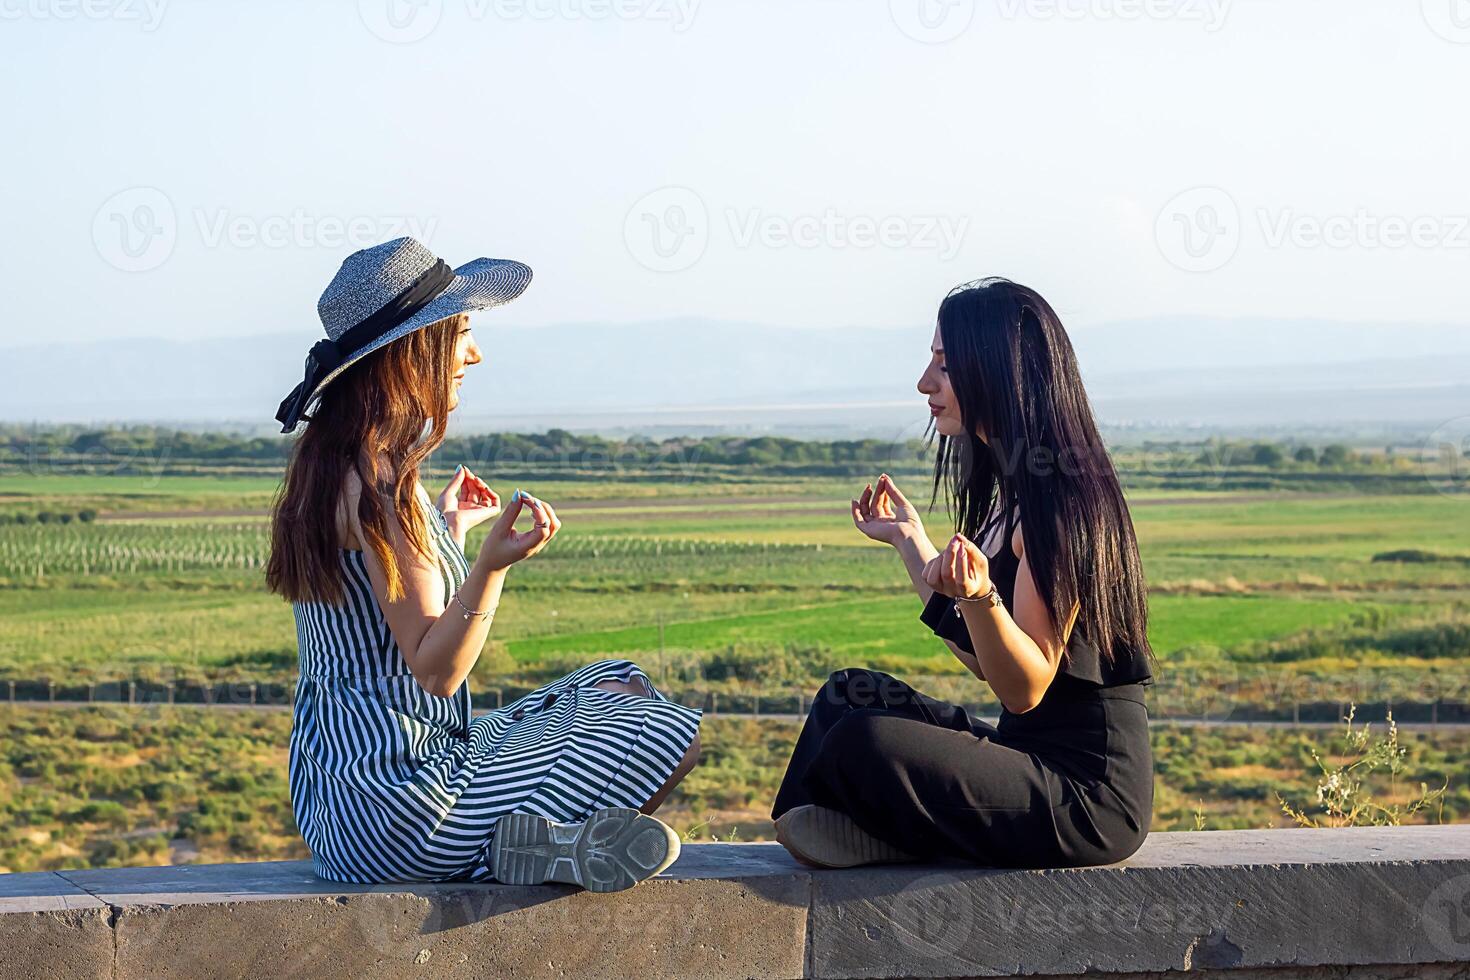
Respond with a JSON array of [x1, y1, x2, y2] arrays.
[[922, 533, 992, 600], [438, 464, 500, 537], [851, 473, 925, 546], [475, 489, 561, 571]]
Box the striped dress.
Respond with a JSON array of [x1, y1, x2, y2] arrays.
[[287, 491, 703, 884]]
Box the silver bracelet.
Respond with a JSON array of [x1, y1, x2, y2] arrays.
[[955, 582, 1003, 608], [452, 588, 496, 621]]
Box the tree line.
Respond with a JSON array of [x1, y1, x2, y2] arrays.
[[0, 423, 1397, 466]]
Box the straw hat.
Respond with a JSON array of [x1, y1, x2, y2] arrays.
[[275, 236, 532, 433]]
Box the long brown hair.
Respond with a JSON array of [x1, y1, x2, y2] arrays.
[[265, 313, 466, 606], [928, 278, 1155, 671]]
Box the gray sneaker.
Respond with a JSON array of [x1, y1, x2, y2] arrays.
[[490, 807, 681, 892]]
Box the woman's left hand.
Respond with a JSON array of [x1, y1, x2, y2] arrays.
[[922, 533, 992, 600], [438, 464, 500, 535]]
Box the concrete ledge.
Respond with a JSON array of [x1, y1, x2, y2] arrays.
[[4, 827, 1470, 979]]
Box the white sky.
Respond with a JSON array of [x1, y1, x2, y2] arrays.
[[1, 0, 1466, 345]]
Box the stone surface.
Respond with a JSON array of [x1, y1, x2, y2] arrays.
[[809, 827, 1470, 979], [53, 847, 810, 980], [0, 871, 113, 980], [1022, 967, 1470, 980], [1, 830, 1468, 979], [0, 870, 108, 913]]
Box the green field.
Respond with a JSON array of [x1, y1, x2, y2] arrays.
[[1, 478, 1467, 702], [1, 461, 1467, 873]]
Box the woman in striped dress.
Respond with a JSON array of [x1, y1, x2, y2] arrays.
[[265, 238, 703, 891]]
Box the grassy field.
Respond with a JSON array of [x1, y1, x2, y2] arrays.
[[0, 467, 1467, 873], [2, 704, 1462, 875], [1, 477, 1466, 696]]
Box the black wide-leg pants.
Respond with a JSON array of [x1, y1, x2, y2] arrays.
[[770, 667, 1152, 869]]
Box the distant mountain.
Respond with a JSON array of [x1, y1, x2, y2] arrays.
[[1072, 316, 1470, 374], [1, 317, 1466, 436]]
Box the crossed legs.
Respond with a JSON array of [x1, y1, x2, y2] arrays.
[[590, 676, 701, 815]]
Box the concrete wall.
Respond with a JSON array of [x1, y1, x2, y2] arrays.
[[4, 826, 1470, 979]]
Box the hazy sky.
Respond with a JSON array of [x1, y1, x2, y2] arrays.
[[1, 0, 1466, 348]]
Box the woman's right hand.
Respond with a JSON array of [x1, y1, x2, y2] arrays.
[[851, 473, 925, 546], [476, 490, 561, 571]]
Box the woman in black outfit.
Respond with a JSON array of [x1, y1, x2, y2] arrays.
[[771, 277, 1157, 870]]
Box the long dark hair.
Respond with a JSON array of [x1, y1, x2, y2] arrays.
[[928, 278, 1153, 669], [264, 312, 466, 606]]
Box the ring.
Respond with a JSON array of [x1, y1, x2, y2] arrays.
[[533, 521, 550, 528]]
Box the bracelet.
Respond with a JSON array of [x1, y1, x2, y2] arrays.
[[955, 582, 1003, 608], [452, 588, 496, 621]]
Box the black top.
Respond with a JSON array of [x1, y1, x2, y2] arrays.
[[919, 503, 1153, 690]]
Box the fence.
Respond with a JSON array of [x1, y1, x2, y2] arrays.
[[4, 675, 1470, 725]]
